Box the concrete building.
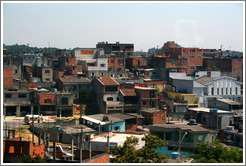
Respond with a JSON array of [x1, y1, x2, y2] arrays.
[[107, 57, 128, 78], [195, 71, 221, 78], [72, 48, 108, 78], [57, 77, 91, 99], [56, 91, 74, 117], [41, 66, 53, 83], [3, 90, 31, 117], [150, 123, 215, 152], [93, 77, 123, 114], [84, 132, 145, 152], [195, 76, 243, 106], [81, 114, 125, 132], [189, 107, 234, 130]]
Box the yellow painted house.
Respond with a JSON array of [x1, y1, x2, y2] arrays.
[[167, 92, 199, 107]]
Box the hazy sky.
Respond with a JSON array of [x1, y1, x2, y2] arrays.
[[3, 2, 244, 51]]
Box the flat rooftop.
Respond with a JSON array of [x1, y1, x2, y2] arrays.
[[216, 99, 242, 105], [150, 123, 209, 132], [92, 132, 146, 149], [188, 107, 233, 114]]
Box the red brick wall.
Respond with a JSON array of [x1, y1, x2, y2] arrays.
[[108, 57, 124, 67], [85, 154, 109, 163], [53, 70, 65, 82], [29, 82, 37, 88], [125, 125, 138, 131], [153, 110, 166, 124], [65, 57, 76, 66], [38, 94, 56, 105], [3, 67, 13, 87], [3, 138, 45, 160]]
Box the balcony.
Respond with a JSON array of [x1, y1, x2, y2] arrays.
[[165, 140, 197, 149]]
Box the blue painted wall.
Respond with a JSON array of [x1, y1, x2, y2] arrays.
[[104, 121, 125, 132]]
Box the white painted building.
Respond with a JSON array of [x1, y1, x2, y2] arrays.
[[195, 76, 243, 107]]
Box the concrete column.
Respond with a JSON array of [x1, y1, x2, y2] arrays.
[[71, 137, 74, 161], [16, 106, 21, 117], [38, 133, 41, 145], [3, 106, 6, 118], [53, 142, 56, 161], [89, 141, 91, 161], [31, 106, 34, 115], [38, 106, 40, 115]]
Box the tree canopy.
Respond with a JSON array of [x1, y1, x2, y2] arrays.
[[192, 140, 243, 163], [106, 135, 168, 163], [22, 154, 46, 163]]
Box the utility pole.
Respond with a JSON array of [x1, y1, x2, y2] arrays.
[[79, 127, 83, 163]]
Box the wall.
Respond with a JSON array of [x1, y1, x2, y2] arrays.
[[3, 67, 13, 87], [105, 121, 125, 132], [38, 93, 56, 105], [42, 67, 53, 83], [172, 79, 193, 93]]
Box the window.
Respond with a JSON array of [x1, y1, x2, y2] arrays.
[[45, 70, 50, 74], [235, 87, 238, 95], [5, 94, 12, 98], [114, 126, 119, 131], [107, 97, 113, 101], [111, 74, 115, 77], [137, 60, 140, 65], [111, 60, 114, 63], [226, 88, 228, 95], [171, 60, 176, 64], [91, 72, 95, 76], [45, 78, 50, 82], [230, 88, 232, 95], [211, 87, 214, 95], [44, 99, 52, 103], [198, 135, 204, 141], [191, 66, 195, 69], [203, 117, 206, 122], [9, 146, 15, 153], [197, 56, 201, 60], [61, 98, 68, 105], [100, 64, 105, 67], [14, 70, 18, 74], [221, 88, 223, 95], [182, 61, 186, 64], [150, 101, 155, 108], [189, 56, 195, 59], [217, 88, 220, 95], [117, 97, 119, 101], [100, 72, 105, 76], [18, 94, 26, 98]]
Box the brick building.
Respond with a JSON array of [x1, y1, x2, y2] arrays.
[[141, 109, 166, 125], [161, 41, 203, 74], [203, 57, 243, 81], [3, 67, 13, 88], [96, 41, 134, 57], [107, 57, 128, 78], [3, 137, 45, 163]]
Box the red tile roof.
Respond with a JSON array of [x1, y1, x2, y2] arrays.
[[120, 89, 136, 96], [98, 77, 119, 86]]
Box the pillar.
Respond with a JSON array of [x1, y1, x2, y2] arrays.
[[16, 106, 21, 117], [3, 106, 6, 119], [89, 141, 91, 161], [53, 142, 56, 161], [71, 137, 74, 161]]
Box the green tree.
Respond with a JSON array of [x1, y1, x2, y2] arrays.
[[107, 135, 168, 163], [22, 154, 46, 163], [192, 140, 243, 163]]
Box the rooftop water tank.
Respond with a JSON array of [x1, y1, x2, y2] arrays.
[[171, 152, 179, 159], [189, 119, 196, 124], [37, 86, 42, 90], [211, 108, 218, 113], [226, 126, 234, 131], [52, 88, 57, 93]]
